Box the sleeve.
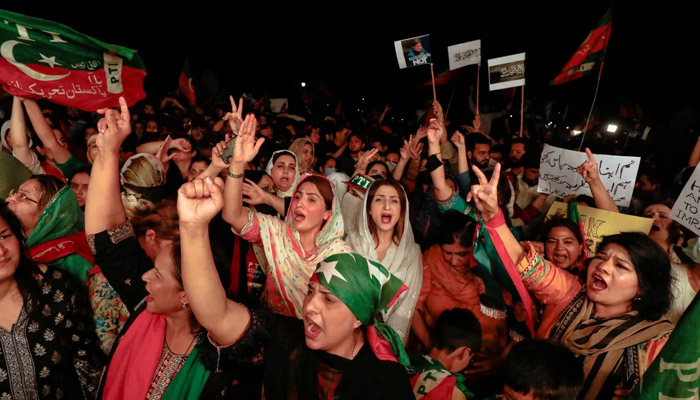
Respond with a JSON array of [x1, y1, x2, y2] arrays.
[[59, 271, 107, 399], [13, 149, 45, 174], [513, 241, 579, 305], [455, 171, 471, 197], [416, 257, 432, 311], [203, 308, 268, 367], [436, 190, 468, 214], [54, 151, 87, 180], [233, 210, 263, 246], [87, 220, 151, 311]]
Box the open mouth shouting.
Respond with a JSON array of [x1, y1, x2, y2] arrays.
[[589, 273, 608, 291], [305, 317, 322, 339]]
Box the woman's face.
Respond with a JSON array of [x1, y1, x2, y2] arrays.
[[187, 161, 208, 182], [545, 226, 583, 271], [301, 143, 314, 169], [257, 175, 276, 194], [644, 204, 672, 244], [586, 243, 639, 317], [309, 129, 321, 145], [5, 179, 42, 236], [367, 164, 388, 179], [303, 280, 361, 358], [270, 154, 296, 192], [290, 182, 331, 234], [70, 172, 90, 207], [369, 185, 401, 234], [441, 241, 471, 269], [141, 242, 187, 315], [0, 216, 21, 283]]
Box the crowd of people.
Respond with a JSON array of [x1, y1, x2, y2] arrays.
[[0, 83, 698, 400]]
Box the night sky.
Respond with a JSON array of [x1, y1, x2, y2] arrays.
[[3, 2, 698, 134]]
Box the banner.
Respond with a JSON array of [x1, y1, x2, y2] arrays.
[[487, 52, 525, 91], [0, 9, 146, 111], [394, 34, 432, 69], [546, 201, 653, 254], [538, 144, 640, 207], [671, 166, 700, 236], [447, 39, 481, 71]]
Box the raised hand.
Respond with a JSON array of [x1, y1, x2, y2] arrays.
[[426, 119, 444, 145], [467, 163, 501, 221], [355, 148, 380, 174], [415, 126, 428, 141], [473, 115, 481, 131], [433, 101, 444, 124], [408, 136, 423, 162], [241, 178, 268, 205], [155, 135, 176, 164], [399, 136, 411, 161], [451, 131, 466, 151], [171, 137, 192, 152], [177, 177, 225, 225], [231, 114, 263, 164], [96, 96, 131, 153], [576, 148, 599, 183], [210, 135, 231, 169], [223, 95, 244, 134]]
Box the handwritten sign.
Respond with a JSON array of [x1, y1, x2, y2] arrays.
[[447, 39, 481, 71], [394, 34, 432, 69], [546, 202, 653, 254], [538, 144, 640, 207], [671, 166, 700, 235], [487, 53, 525, 90]]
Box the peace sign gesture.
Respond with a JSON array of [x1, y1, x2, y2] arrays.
[[467, 163, 502, 221], [223, 95, 244, 134]]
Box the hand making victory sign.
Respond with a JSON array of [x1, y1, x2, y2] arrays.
[[467, 163, 502, 222]]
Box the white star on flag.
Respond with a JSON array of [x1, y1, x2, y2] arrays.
[[317, 260, 347, 283], [367, 259, 390, 286], [38, 53, 61, 68]]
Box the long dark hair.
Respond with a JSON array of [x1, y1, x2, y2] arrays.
[[0, 202, 42, 309], [365, 179, 406, 247]]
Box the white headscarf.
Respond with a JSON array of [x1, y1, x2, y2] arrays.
[[345, 181, 423, 344], [265, 149, 301, 198]]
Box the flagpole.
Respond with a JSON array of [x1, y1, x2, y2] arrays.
[[476, 64, 481, 117], [520, 85, 525, 137], [430, 64, 437, 104], [445, 85, 456, 122], [578, 38, 610, 151]]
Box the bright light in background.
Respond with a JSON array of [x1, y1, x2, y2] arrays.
[[301, 82, 306, 87], [572, 130, 582, 136], [606, 124, 618, 133]]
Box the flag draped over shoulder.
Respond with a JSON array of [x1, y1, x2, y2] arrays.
[[178, 57, 195, 106], [0, 9, 146, 111], [552, 8, 611, 85], [629, 294, 700, 399]]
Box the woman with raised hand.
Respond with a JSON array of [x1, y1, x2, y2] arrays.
[[179, 177, 414, 399], [223, 114, 351, 318], [469, 163, 674, 400], [345, 178, 422, 344]]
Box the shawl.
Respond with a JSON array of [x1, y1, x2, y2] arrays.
[[345, 182, 422, 344], [265, 149, 301, 198], [550, 291, 673, 400], [289, 137, 315, 173], [241, 174, 351, 318], [103, 311, 210, 400]]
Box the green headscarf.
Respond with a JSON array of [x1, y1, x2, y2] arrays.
[[27, 185, 92, 283], [312, 253, 410, 365]]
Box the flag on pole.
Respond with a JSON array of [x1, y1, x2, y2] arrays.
[[0, 9, 146, 111], [487, 53, 525, 91], [178, 57, 195, 106], [447, 39, 481, 71], [552, 8, 611, 85], [567, 200, 589, 267], [629, 294, 700, 399]]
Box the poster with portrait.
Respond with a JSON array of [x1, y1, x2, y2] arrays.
[[395, 34, 433, 69], [447, 39, 481, 71], [487, 52, 526, 91]]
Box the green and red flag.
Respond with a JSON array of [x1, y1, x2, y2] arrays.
[[178, 57, 195, 106], [567, 200, 589, 264], [629, 293, 700, 399], [552, 8, 611, 85], [0, 9, 146, 111]]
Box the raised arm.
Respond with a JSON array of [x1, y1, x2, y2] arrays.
[[241, 178, 286, 215], [222, 114, 263, 231], [576, 148, 619, 213], [9, 96, 33, 165], [85, 97, 131, 234], [427, 120, 453, 201], [451, 131, 469, 175], [135, 137, 191, 155], [353, 148, 379, 177], [197, 137, 230, 180], [179, 177, 251, 345], [22, 99, 71, 163]]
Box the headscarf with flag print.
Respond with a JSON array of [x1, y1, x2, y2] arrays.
[[310, 253, 411, 366]]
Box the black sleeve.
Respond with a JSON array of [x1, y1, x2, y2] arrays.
[[88, 221, 151, 312], [283, 196, 291, 218]]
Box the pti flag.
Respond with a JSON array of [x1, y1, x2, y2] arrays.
[[629, 294, 700, 399], [0, 9, 146, 111], [178, 58, 195, 106], [552, 8, 611, 85]]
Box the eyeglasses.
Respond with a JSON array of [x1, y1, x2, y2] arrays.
[[8, 189, 38, 204]]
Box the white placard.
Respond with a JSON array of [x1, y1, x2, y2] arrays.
[[447, 39, 481, 71], [537, 144, 640, 207], [487, 52, 525, 91], [671, 166, 700, 235]]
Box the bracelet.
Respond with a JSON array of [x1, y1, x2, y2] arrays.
[[227, 171, 244, 179], [426, 154, 443, 172]]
